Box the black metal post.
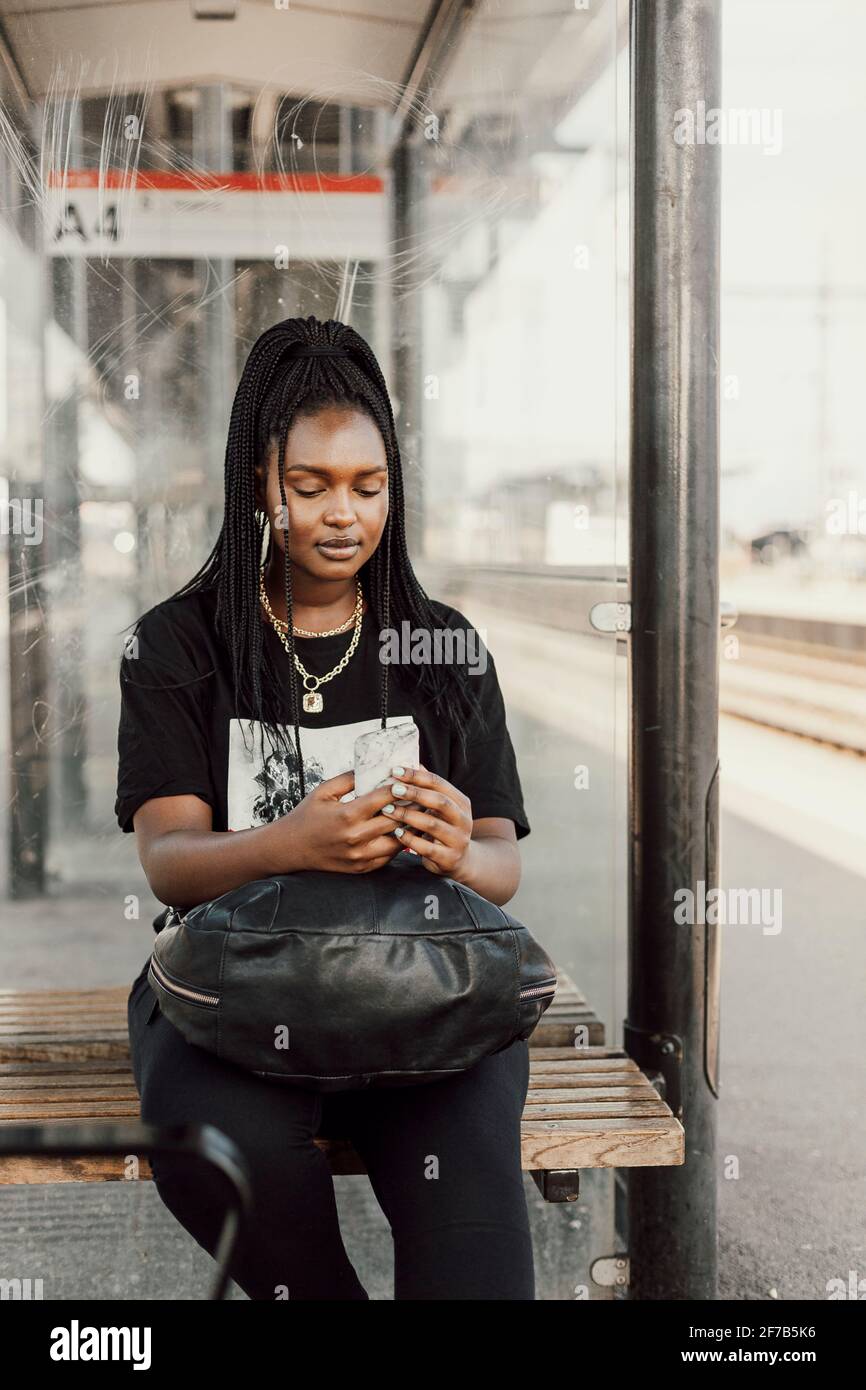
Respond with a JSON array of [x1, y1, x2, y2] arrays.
[[390, 137, 424, 557], [0, 1121, 253, 1300], [7, 519, 47, 897], [44, 100, 89, 838], [626, 0, 721, 1299], [194, 82, 235, 546]]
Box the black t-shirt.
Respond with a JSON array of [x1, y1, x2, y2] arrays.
[[114, 585, 530, 843]]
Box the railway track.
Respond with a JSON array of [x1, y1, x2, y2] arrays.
[[720, 638, 866, 755]]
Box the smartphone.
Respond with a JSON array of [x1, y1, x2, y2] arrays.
[[353, 721, 421, 839], [353, 720, 420, 796]]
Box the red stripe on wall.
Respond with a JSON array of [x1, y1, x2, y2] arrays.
[[44, 169, 385, 194]]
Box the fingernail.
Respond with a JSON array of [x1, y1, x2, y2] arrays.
[[394, 826, 405, 837], [391, 766, 405, 776], [391, 782, 407, 797], [382, 803, 395, 814]]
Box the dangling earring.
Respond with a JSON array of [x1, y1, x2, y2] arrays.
[[258, 510, 271, 569]]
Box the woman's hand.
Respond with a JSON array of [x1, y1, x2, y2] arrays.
[[272, 770, 406, 874], [132, 772, 407, 908], [379, 763, 474, 879]]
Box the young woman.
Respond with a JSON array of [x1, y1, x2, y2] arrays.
[[116, 314, 534, 1301]]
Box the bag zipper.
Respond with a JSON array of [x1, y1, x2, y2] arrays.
[[149, 953, 219, 1008], [519, 978, 558, 1001], [150, 943, 551, 1009]]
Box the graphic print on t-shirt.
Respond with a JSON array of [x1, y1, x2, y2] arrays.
[[227, 714, 415, 831]]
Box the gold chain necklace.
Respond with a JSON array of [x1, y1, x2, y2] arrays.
[[274, 607, 354, 638], [260, 565, 360, 638], [259, 568, 364, 714]]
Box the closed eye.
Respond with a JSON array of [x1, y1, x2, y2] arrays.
[[294, 488, 383, 498]]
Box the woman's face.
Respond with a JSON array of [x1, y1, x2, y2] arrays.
[[255, 405, 389, 580]]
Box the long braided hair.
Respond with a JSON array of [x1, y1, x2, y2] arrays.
[[163, 314, 486, 800]]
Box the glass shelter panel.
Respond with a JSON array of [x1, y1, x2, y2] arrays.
[[0, 0, 628, 1301]]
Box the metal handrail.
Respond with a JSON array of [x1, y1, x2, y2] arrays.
[[0, 1121, 253, 1301]]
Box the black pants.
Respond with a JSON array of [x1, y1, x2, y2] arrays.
[[128, 963, 535, 1301]]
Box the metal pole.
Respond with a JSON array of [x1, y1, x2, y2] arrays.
[[7, 105, 50, 896], [626, 0, 721, 1299], [194, 83, 235, 546], [390, 138, 424, 557], [44, 99, 89, 836]]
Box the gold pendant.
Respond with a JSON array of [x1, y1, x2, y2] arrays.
[[302, 690, 323, 714]]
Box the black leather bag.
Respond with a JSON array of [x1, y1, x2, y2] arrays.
[[146, 853, 557, 1091]]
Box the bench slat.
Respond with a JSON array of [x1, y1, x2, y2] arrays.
[[0, 1042, 132, 1063], [531, 1057, 631, 1066], [0, 1074, 137, 1092], [0, 1060, 133, 1077], [0, 989, 130, 1002], [0, 1155, 154, 1184], [525, 1084, 665, 1103], [523, 1100, 673, 1119], [2, 1101, 144, 1121], [1, 1086, 140, 1104], [0, 1001, 130, 1016], [0, 1029, 127, 1043]]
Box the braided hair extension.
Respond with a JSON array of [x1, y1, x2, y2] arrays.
[[160, 314, 487, 800]]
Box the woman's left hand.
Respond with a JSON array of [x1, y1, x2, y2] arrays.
[[381, 764, 474, 878]]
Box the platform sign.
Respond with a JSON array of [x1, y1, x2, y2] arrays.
[[44, 170, 388, 260]]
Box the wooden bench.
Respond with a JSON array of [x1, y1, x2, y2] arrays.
[[0, 975, 684, 1198]]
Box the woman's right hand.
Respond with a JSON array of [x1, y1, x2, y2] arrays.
[[267, 770, 407, 874], [132, 773, 409, 911]]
